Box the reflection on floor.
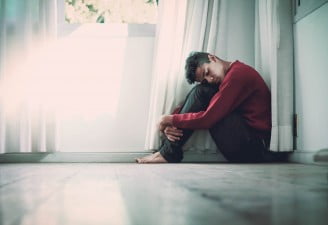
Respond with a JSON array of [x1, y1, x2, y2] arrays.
[[0, 163, 327, 225]]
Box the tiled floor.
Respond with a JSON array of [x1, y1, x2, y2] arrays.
[[0, 163, 327, 225]]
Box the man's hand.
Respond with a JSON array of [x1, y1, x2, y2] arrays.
[[159, 115, 174, 132], [164, 126, 183, 142]]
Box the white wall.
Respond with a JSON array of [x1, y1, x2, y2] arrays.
[[294, 2, 328, 153]]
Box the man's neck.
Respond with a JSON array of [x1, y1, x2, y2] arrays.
[[220, 60, 233, 77], [224, 60, 232, 71]]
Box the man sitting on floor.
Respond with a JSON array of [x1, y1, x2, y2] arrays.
[[136, 52, 272, 163]]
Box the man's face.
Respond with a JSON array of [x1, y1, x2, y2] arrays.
[[195, 56, 225, 85]]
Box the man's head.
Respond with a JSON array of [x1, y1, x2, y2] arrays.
[[185, 52, 226, 85]]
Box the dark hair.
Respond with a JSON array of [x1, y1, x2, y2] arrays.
[[185, 52, 210, 84]]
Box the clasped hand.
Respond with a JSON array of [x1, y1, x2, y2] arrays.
[[164, 126, 183, 142], [159, 115, 183, 142]]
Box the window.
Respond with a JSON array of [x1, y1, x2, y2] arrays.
[[65, 0, 158, 24], [54, 0, 157, 152]]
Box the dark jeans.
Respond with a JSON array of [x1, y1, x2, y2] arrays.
[[158, 83, 272, 163]]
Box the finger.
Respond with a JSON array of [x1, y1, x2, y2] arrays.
[[167, 136, 175, 142], [167, 135, 180, 142], [166, 130, 183, 136], [167, 132, 183, 138], [165, 127, 182, 133], [167, 134, 180, 140], [170, 127, 183, 133], [164, 126, 174, 132], [171, 126, 183, 131]]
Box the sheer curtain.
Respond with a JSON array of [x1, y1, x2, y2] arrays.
[[0, 0, 58, 153], [144, 0, 188, 151], [145, 0, 226, 152], [255, 0, 294, 152]]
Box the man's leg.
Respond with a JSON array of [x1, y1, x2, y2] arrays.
[[209, 112, 270, 163], [137, 83, 218, 163]]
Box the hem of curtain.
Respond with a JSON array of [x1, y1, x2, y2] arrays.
[[270, 125, 293, 152]]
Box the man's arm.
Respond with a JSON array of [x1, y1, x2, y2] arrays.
[[162, 73, 255, 129]]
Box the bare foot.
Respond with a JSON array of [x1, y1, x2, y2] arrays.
[[136, 152, 168, 163]]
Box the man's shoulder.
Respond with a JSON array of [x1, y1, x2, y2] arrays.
[[232, 60, 256, 72], [230, 61, 261, 78], [224, 62, 260, 86]]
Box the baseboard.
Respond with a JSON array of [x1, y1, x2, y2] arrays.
[[4, 151, 327, 165], [288, 149, 328, 165], [0, 152, 224, 163]]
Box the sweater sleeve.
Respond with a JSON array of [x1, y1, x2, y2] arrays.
[[172, 72, 255, 129]]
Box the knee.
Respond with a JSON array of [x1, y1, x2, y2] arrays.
[[192, 84, 218, 101], [179, 84, 218, 114]]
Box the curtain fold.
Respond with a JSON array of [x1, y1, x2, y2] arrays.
[[0, 0, 58, 153], [144, 0, 188, 150], [0, 0, 7, 153], [145, 0, 225, 152], [255, 0, 294, 152]]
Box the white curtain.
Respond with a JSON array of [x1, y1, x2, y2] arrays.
[[145, 0, 227, 152], [144, 0, 188, 151], [255, 0, 294, 152], [0, 0, 58, 153]]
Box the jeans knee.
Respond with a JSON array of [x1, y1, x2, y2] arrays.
[[192, 84, 217, 101]]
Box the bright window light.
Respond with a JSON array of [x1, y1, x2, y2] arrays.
[[0, 25, 127, 121], [65, 0, 158, 24]]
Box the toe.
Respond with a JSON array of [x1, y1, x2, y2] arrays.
[[136, 158, 142, 163]]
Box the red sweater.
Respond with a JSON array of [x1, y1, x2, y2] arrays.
[[172, 61, 271, 131]]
